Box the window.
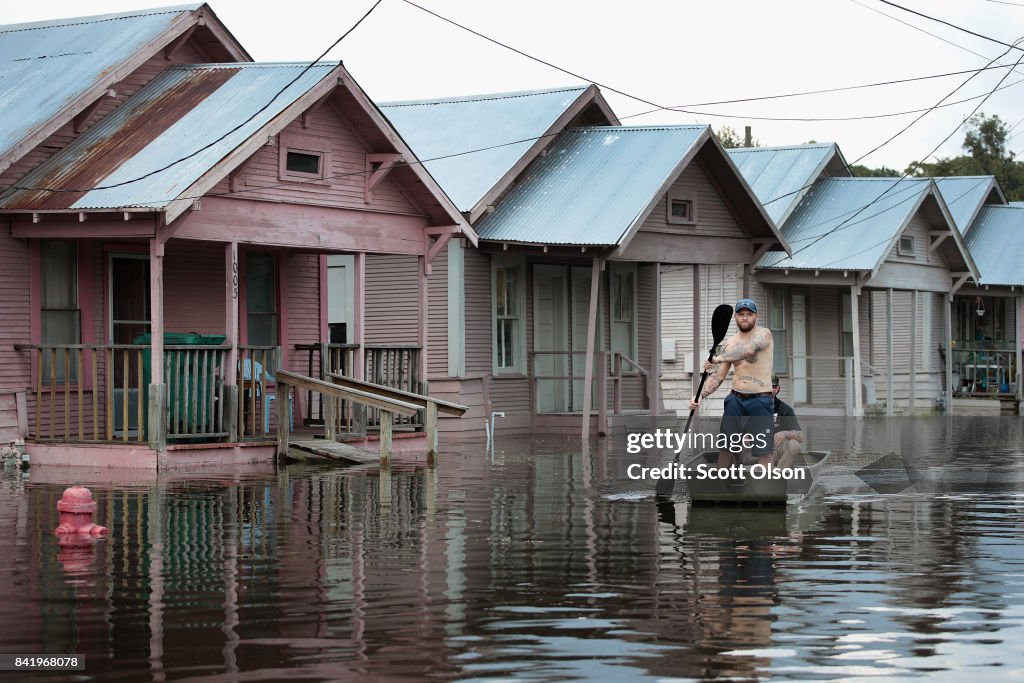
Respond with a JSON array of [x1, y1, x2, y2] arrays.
[[40, 240, 80, 383], [898, 235, 915, 257], [493, 259, 525, 373], [285, 151, 321, 176], [246, 253, 278, 346], [278, 132, 330, 181], [768, 288, 787, 373], [667, 191, 697, 225], [609, 263, 637, 369]]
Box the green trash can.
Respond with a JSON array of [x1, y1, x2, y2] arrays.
[[135, 332, 224, 438]]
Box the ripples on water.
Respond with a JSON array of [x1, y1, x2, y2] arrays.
[[0, 416, 1022, 681]]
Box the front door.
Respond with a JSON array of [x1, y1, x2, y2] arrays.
[[533, 265, 569, 413], [110, 255, 151, 434]]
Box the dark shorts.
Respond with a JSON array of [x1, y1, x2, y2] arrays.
[[721, 392, 774, 456]]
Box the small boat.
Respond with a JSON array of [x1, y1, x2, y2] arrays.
[[684, 450, 830, 505]]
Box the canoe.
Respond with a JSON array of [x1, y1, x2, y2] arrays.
[[684, 450, 830, 505]]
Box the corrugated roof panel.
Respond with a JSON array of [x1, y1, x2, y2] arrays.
[[474, 126, 707, 246], [0, 4, 201, 157], [0, 63, 336, 210], [758, 177, 932, 271], [934, 176, 996, 234], [965, 205, 1024, 285], [380, 86, 589, 211], [727, 144, 838, 225]]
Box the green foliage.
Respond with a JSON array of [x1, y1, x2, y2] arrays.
[[716, 125, 758, 149], [907, 113, 1024, 200], [850, 164, 901, 178]]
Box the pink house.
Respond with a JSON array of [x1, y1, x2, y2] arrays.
[[0, 7, 473, 467]]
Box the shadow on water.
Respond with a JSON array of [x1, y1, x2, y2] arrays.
[[0, 414, 1022, 680]]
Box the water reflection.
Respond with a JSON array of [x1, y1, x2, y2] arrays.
[[0, 416, 1021, 679]]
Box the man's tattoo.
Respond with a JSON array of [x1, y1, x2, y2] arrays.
[[700, 374, 724, 398], [738, 375, 767, 387], [717, 328, 771, 363]]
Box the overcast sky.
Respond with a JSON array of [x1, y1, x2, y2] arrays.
[[5, 0, 1024, 170]]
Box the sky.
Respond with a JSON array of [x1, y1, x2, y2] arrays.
[[4, 0, 1024, 171]]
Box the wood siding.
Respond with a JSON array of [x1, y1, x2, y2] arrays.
[[639, 162, 745, 239], [463, 247, 492, 375], [285, 253, 321, 374], [0, 219, 30, 439], [427, 244, 449, 379], [364, 254, 419, 344]]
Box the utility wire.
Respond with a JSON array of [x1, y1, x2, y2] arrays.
[[878, 0, 1024, 53]]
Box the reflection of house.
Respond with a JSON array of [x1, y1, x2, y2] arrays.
[[383, 87, 786, 435], [0, 6, 473, 465]]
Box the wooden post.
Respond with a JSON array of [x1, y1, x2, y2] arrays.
[[1016, 295, 1023, 402], [581, 256, 602, 440], [910, 289, 918, 414], [276, 382, 290, 460], [851, 284, 863, 417], [353, 253, 366, 381], [945, 293, 954, 414], [597, 351, 608, 435], [692, 266, 701, 406], [379, 409, 393, 466], [226, 242, 239, 441], [324, 395, 336, 441], [649, 263, 661, 415], [418, 255, 429, 391], [148, 237, 166, 450], [887, 288, 894, 417], [425, 400, 438, 466]]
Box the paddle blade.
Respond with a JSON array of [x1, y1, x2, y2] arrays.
[[711, 304, 733, 346]]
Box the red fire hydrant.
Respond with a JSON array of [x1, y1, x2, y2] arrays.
[[54, 486, 108, 537]]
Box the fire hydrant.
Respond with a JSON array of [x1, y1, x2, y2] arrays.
[[54, 486, 108, 537]]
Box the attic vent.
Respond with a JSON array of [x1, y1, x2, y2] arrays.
[[898, 235, 915, 257], [286, 151, 321, 175]]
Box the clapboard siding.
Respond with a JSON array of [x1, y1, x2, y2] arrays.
[[463, 247, 492, 375], [0, 219, 30, 438], [364, 254, 419, 344], [164, 241, 225, 335], [427, 245, 449, 378], [230, 110, 419, 216], [807, 286, 844, 406], [284, 253, 321, 374], [640, 162, 745, 238], [885, 212, 934, 266], [0, 41, 211, 188]]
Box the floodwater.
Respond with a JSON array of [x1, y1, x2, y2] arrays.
[[1, 415, 1023, 681]]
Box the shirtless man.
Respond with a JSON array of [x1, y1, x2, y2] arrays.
[[689, 299, 775, 468]]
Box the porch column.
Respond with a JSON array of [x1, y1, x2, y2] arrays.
[[692, 266, 701, 403], [353, 253, 366, 381], [886, 289, 894, 417], [148, 237, 166, 450], [581, 256, 602, 440], [1017, 295, 1023, 402], [649, 263, 661, 414], [225, 242, 239, 442], [851, 284, 863, 417], [909, 289, 918, 414], [418, 255, 428, 392], [945, 293, 954, 414]]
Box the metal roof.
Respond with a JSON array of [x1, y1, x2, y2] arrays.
[[379, 86, 590, 212], [0, 4, 202, 160], [933, 176, 999, 234], [0, 63, 337, 210], [964, 205, 1024, 285], [758, 177, 934, 271], [727, 143, 843, 226], [1010, 201, 1024, 207], [474, 126, 708, 246]]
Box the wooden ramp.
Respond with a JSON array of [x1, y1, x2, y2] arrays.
[[288, 438, 378, 465]]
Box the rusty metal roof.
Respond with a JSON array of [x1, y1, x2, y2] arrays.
[[0, 4, 203, 163], [964, 205, 1024, 285], [0, 63, 338, 211]]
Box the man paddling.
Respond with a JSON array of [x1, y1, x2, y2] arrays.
[[689, 299, 775, 468]]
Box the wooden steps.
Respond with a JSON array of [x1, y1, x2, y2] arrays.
[[288, 438, 377, 465]]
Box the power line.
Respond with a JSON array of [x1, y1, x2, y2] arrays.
[[878, 0, 1024, 53]]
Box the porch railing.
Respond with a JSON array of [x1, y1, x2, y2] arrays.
[[952, 347, 1018, 397], [293, 343, 423, 434], [236, 346, 279, 440]]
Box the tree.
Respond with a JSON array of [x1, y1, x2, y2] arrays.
[[850, 164, 901, 178], [908, 113, 1024, 200], [716, 125, 758, 149]]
